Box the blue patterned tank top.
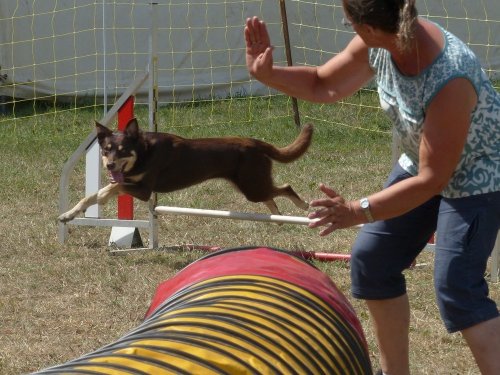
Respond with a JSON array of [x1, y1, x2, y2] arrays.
[[369, 22, 500, 198]]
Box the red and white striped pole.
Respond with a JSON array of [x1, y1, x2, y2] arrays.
[[116, 96, 135, 220]]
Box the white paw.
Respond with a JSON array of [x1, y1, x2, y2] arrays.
[[58, 211, 77, 223]]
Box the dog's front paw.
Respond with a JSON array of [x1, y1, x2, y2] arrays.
[[58, 210, 78, 223]]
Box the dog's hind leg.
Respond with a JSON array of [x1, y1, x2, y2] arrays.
[[58, 183, 121, 223], [264, 200, 281, 215], [272, 184, 309, 211]]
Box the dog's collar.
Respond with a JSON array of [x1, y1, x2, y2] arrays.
[[109, 171, 145, 184]]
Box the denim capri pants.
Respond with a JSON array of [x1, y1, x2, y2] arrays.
[[350, 163, 500, 333]]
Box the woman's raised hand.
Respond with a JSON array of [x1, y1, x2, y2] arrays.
[[245, 16, 274, 81]]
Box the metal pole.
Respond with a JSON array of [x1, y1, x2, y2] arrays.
[[102, 0, 107, 111], [149, 2, 158, 133], [148, 2, 159, 248], [83, 0, 108, 219], [279, 0, 301, 128]]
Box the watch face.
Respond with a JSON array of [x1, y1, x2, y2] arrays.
[[360, 198, 369, 209]]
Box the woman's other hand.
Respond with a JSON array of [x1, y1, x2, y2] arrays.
[[308, 183, 364, 236]]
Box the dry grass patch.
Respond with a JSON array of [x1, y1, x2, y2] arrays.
[[0, 99, 498, 375]]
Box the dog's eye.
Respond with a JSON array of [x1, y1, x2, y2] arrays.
[[102, 144, 113, 155]]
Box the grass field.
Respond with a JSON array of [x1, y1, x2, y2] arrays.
[[0, 94, 498, 374]]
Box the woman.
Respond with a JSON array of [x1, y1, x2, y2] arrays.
[[244, 0, 500, 374]]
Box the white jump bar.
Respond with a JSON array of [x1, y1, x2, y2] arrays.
[[155, 206, 319, 226]]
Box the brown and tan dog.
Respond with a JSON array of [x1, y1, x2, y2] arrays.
[[58, 119, 313, 222]]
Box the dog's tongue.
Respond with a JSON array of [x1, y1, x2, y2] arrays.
[[110, 171, 124, 184]]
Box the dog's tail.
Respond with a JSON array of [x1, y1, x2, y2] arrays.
[[260, 123, 313, 163]]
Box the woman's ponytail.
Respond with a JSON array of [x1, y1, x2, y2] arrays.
[[397, 0, 418, 51]]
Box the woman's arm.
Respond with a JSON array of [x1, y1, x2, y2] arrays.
[[309, 77, 477, 235], [367, 77, 477, 218], [245, 16, 374, 103]]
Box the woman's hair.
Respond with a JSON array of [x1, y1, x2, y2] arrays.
[[343, 0, 418, 51]]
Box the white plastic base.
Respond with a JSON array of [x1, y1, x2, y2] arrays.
[[109, 226, 143, 248]]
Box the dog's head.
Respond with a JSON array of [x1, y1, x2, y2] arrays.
[[96, 118, 143, 183]]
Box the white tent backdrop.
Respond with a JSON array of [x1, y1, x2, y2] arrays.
[[0, 0, 498, 103]]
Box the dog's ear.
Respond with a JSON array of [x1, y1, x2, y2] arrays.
[[124, 118, 141, 140], [95, 121, 112, 145]]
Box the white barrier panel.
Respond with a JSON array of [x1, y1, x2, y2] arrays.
[[155, 206, 319, 226]]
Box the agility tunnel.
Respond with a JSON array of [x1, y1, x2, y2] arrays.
[[34, 247, 372, 374]]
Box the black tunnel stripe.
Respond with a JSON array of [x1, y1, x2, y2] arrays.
[[148, 299, 335, 359], [126, 333, 259, 374], [250, 280, 370, 371], [219, 282, 368, 372], [84, 353, 192, 375], [164, 288, 359, 368], [145, 275, 355, 352], [38, 361, 150, 375], [183, 277, 368, 366], [120, 321, 292, 374], [38, 352, 148, 374], [146, 277, 302, 312], [101, 330, 264, 371], [145, 311, 363, 372], [166, 305, 352, 373], [35, 370, 119, 375], [209, 301, 340, 373], [48, 343, 194, 375], [166, 310, 320, 374], [153, 276, 358, 342], [252, 279, 371, 372], [95, 326, 303, 373], [149, 280, 348, 340], [128, 344, 252, 375], [165, 307, 336, 368], [142, 279, 268, 318], [144, 306, 350, 373], [156, 320, 298, 374], [129, 347, 234, 375], [67, 331, 261, 375], [212, 277, 363, 340], [215, 306, 327, 373]]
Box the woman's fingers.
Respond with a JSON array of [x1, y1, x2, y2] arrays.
[[245, 17, 257, 44], [308, 204, 335, 219], [256, 17, 271, 46], [309, 198, 335, 208], [307, 183, 352, 235], [318, 183, 338, 198], [246, 17, 271, 48]]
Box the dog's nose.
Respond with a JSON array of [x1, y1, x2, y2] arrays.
[[106, 162, 116, 170]]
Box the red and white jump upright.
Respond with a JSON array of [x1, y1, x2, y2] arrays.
[[58, 71, 157, 248], [106, 96, 145, 248]]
